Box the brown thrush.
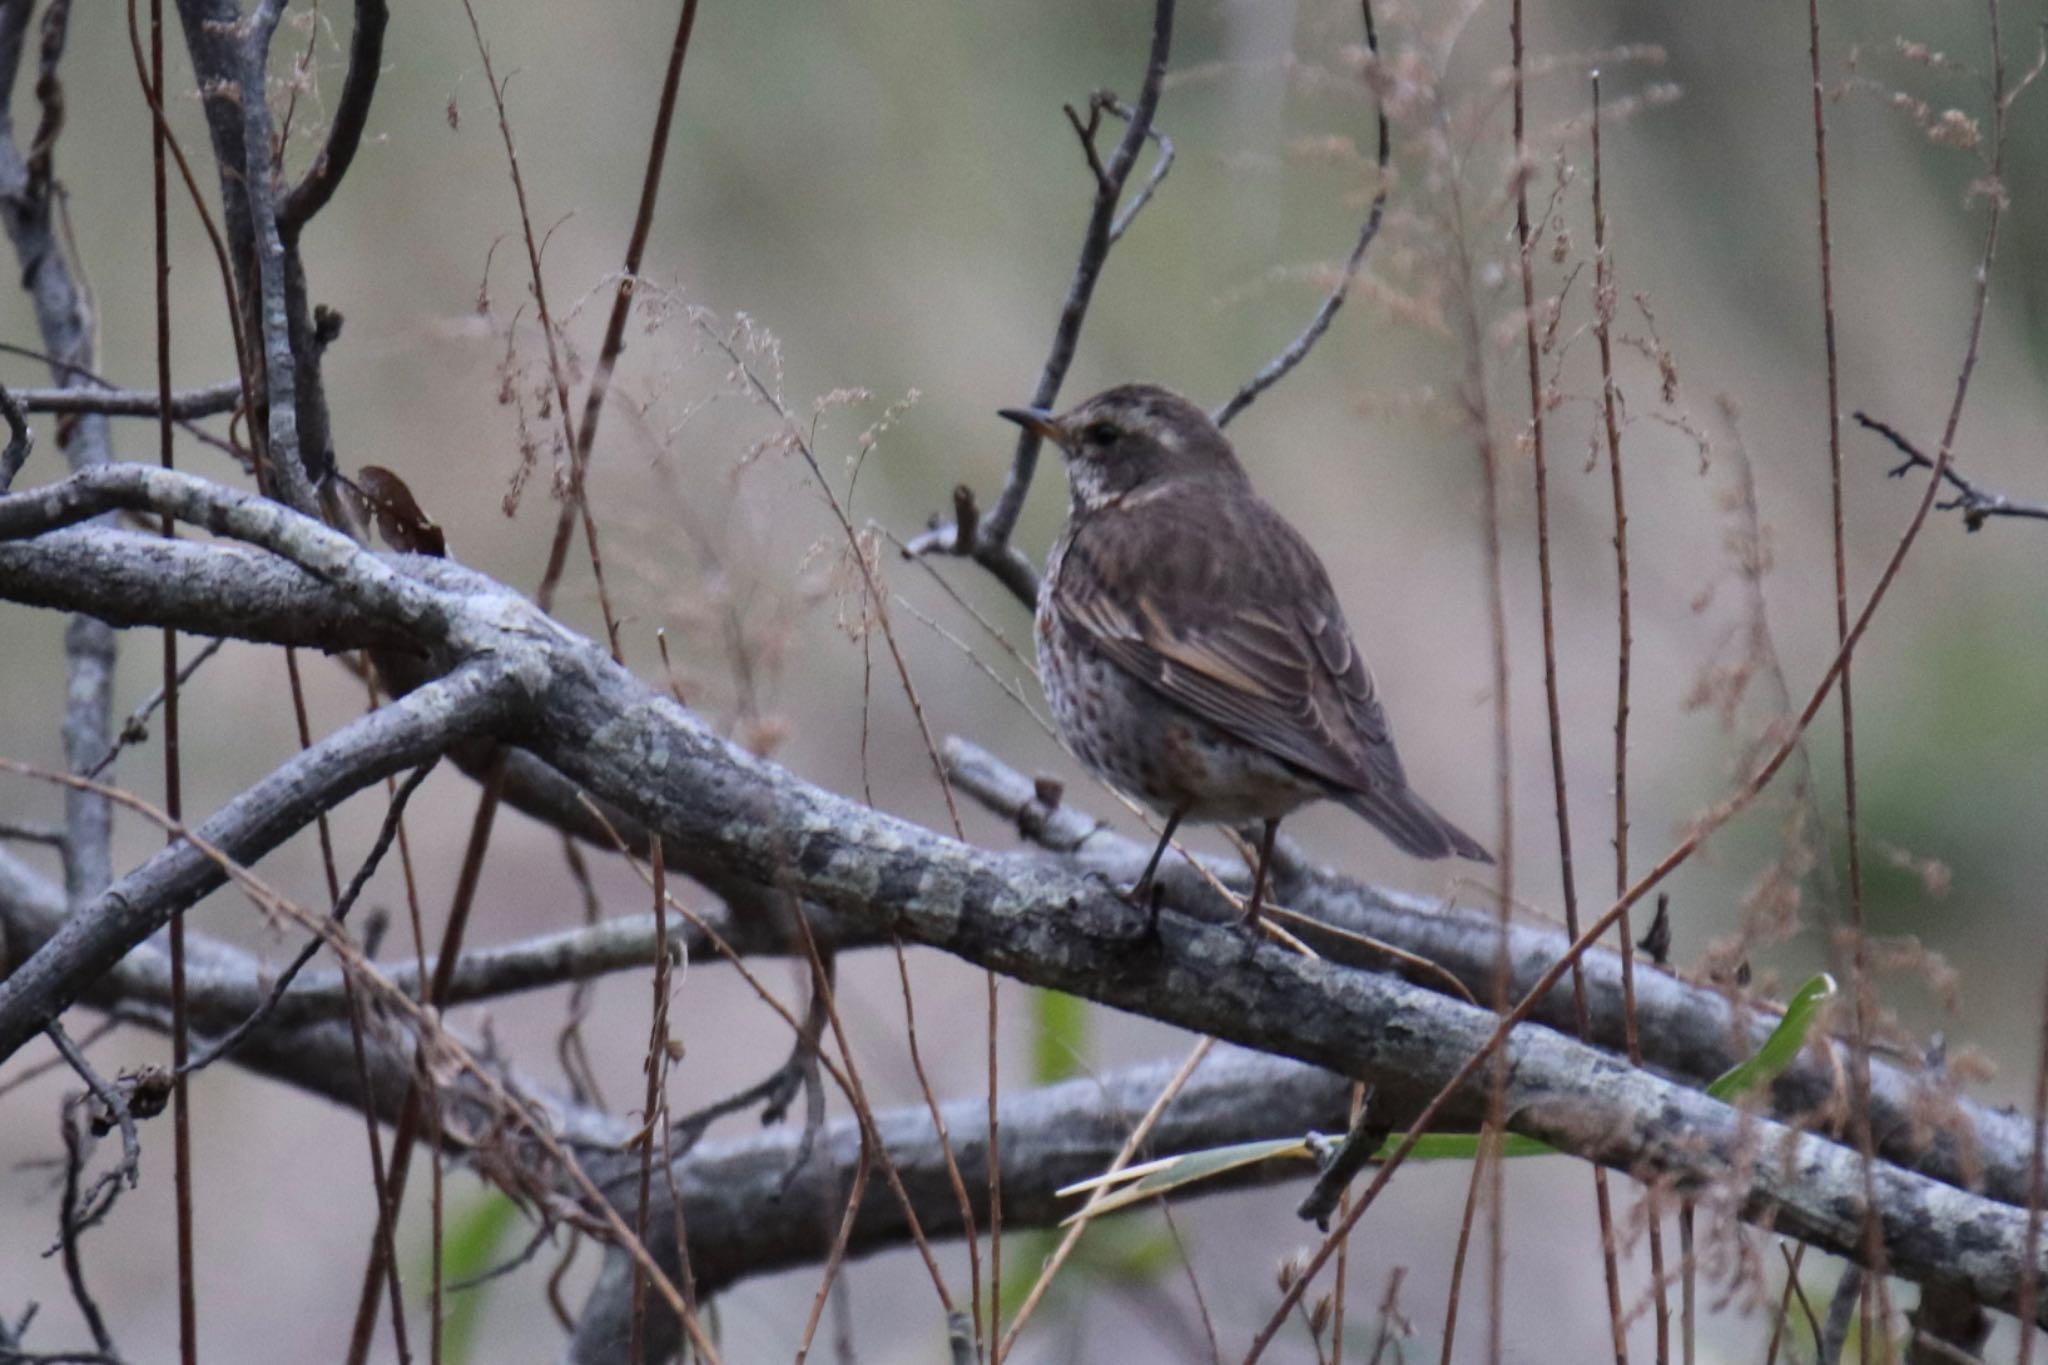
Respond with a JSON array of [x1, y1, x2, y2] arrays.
[[1002, 383, 1490, 927]]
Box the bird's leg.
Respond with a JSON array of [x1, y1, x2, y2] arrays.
[[1240, 817, 1281, 928], [1128, 807, 1186, 925]]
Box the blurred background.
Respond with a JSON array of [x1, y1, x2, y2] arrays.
[[2, 0, 2045, 1358]]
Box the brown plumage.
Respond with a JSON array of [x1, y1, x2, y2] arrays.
[[1003, 383, 1489, 926]]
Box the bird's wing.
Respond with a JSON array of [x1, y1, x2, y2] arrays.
[[1051, 487, 1407, 797]]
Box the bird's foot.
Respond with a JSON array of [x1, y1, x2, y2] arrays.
[[1119, 874, 1166, 941]]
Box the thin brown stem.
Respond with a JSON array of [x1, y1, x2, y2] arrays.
[[629, 837, 670, 1364], [996, 1036, 1216, 1359], [149, 1, 196, 1360], [1243, 400, 1978, 1358], [985, 969, 1001, 1363], [1328, 1083, 1364, 1365], [1510, 11, 1628, 1360], [453, 0, 622, 657], [8, 757, 715, 1358], [882, 937, 981, 1340], [1765, 1244, 1810, 1365], [537, 0, 700, 604], [344, 755, 507, 1365], [122, 0, 256, 491], [786, 901, 960, 1321], [1806, 0, 1887, 1345], [1592, 69, 1665, 1361], [793, 1144, 873, 1364], [1437, 1137, 1492, 1365]]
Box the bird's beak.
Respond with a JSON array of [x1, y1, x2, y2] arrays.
[[998, 406, 1065, 446]]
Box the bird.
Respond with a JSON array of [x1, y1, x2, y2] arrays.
[[1000, 383, 1490, 928]]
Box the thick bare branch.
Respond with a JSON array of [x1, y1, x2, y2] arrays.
[[945, 734, 2039, 1213], [0, 463, 463, 637], [2, 478, 2046, 1320], [500, 587, 2048, 1319], [568, 1049, 1354, 1362], [0, 528, 411, 651]]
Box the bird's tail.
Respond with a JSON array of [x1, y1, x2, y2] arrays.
[[1341, 786, 1493, 864]]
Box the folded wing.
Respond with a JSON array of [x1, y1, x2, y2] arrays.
[[1051, 486, 1407, 800]]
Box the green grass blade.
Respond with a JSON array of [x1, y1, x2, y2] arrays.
[[1708, 972, 1838, 1102]]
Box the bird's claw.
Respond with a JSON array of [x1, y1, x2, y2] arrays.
[[1117, 874, 1166, 941]]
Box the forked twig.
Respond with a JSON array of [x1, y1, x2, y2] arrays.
[[1856, 410, 2048, 530], [1212, 0, 1389, 429], [904, 0, 1175, 598]]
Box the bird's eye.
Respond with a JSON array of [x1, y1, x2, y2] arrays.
[[1082, 421, 1119, 447]]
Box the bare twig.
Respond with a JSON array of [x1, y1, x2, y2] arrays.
[[792, 1144, 871, 1365], [1072, 92, 1175, 246], [0, 819, 66, 847], [54, 1097, 119, 1360], [276, 0, 389, 235], [45, 1018, 140, 1207], [980, 0, 1171, 551], [906, 0, 1174, 586], [12, 380, 242, 421], [83, 637, 225, 781], [536, 0, 701, 612], [180, 758, 437, 1073], [1765, 1243, 1814, 1365], [1212, 0, 1387, 429], [1856, 410, 2048, 530], [627, 837, 671, 1364]]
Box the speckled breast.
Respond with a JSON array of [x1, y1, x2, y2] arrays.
[[1034, 583, 1326, 826]]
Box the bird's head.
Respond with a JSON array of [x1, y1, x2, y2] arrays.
[[1000, 383, 1246, 512]]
